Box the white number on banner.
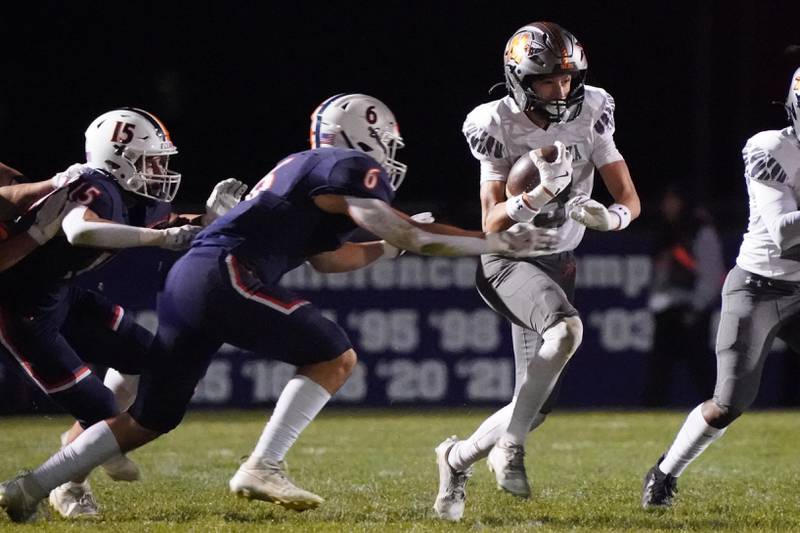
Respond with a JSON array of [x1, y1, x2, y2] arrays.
[[333, 362, 368, 402], [241, 360, 295, 402], [347, 310, 419, 353], [588, 308, 653, 352], [455, 357, 514, 401], [375, 358, 448, 401], [428, 309, 501, 353]]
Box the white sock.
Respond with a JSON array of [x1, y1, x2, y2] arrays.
[[659, 404, 727, 477], [30, 421, 120, 495], [447, 407, 548, 472], [250, 375, 331, 464], [448, 404, 513, 471], [503, 322, 577, 444]]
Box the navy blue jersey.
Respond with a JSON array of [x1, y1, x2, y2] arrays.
[[0, 168, 172, 298], [192, 147, 394, 285]]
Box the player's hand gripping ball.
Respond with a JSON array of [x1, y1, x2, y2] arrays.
[[505, 144, 559, 197]]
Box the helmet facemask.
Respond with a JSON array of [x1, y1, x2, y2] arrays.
[[510, 70, 587, 123], [367, 127, 407, 190], [124, 150, 181, 202]]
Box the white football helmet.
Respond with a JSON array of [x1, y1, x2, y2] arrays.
[[786, 66, 800, 143], [84, 107, 181, 202], [309, 93, 407, 190]]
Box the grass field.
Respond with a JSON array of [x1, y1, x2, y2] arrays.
[[0, 409, 798, 532]]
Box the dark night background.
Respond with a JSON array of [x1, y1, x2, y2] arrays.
[[1, 1, 799, 231]]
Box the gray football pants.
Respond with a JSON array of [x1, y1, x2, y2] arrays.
[[714, 266, 800, 412], [476, 252, 579, 411]]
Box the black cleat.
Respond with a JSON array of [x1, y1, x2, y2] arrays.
[[641, 456, 678, 509]]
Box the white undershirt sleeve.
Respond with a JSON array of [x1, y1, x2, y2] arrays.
[[62, 206, 167, 248], [479, 159, 511, 184]]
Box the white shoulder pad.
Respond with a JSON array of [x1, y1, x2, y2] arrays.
[[583, 85, 616, 137], [463, 98, 513, 162], [743, 129, 800, 185]]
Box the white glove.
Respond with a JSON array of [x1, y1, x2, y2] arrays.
[[532, 140, 573, 197], [26, 188, 72, 244], [50, 163, 89, 188], [487, 223, 559, 256], [203, 178, 248, 225], [161, 224, 202, 251], [382, 211, 435, 258], [567, 194, 616, 231]]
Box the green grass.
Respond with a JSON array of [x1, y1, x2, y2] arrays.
[[0, 409, 798, 532]]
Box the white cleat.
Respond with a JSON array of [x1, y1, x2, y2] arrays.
[[49, 480, 99, 519], [433, 436, 472, 521], [0, 474, 42, 523], [487, 438, 531, 498], [101, 454, 141, 482], [229, 457, 324, 511]]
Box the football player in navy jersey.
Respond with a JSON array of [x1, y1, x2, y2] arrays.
[[0, 94, 553, 521], [0, 107, 245, 520]]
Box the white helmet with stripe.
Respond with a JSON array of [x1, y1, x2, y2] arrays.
[[85, 107, 181, 202], [310, 94, 407, 190]]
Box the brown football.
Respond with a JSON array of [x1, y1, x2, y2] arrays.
[[505, 145, 558, 197]]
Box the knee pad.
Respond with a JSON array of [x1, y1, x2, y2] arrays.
[[543, 316, 583, 362]]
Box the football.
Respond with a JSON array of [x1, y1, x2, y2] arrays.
[[505, 145, 559, 197]]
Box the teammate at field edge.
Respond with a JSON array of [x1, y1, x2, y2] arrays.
[[641, 65, 800, 509], [434, 21, 640, 521]]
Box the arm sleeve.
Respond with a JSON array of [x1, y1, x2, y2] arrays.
[[343, 196, 502, 256], [62, 205, 167, 248], [479, 159, 511, 183]]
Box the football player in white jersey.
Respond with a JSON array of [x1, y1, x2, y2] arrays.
[[434, 21, 640, 521], [641, 66, 800, 509]]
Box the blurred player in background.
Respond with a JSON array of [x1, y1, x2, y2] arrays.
[[434, 21, 640, 521], [641, 65, 800, 509], [0, 107, 237, 520], [643, 185, 724, 407], [0, 93, 553, 522]]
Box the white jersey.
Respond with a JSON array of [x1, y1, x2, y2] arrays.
[[736, 127, 800, 280], [463, 85, 624, 253]]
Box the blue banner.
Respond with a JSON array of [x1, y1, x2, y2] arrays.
[[2, 230, 798, 413]]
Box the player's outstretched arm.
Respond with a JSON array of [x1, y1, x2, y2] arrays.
[[62, 205, 201, 251], [314, 194, 554, 257], [307, 241, 387, 273], [308, 212, 437, 272]]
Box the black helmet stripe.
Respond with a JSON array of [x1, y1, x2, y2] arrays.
[[121, 107, 169, 141]]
